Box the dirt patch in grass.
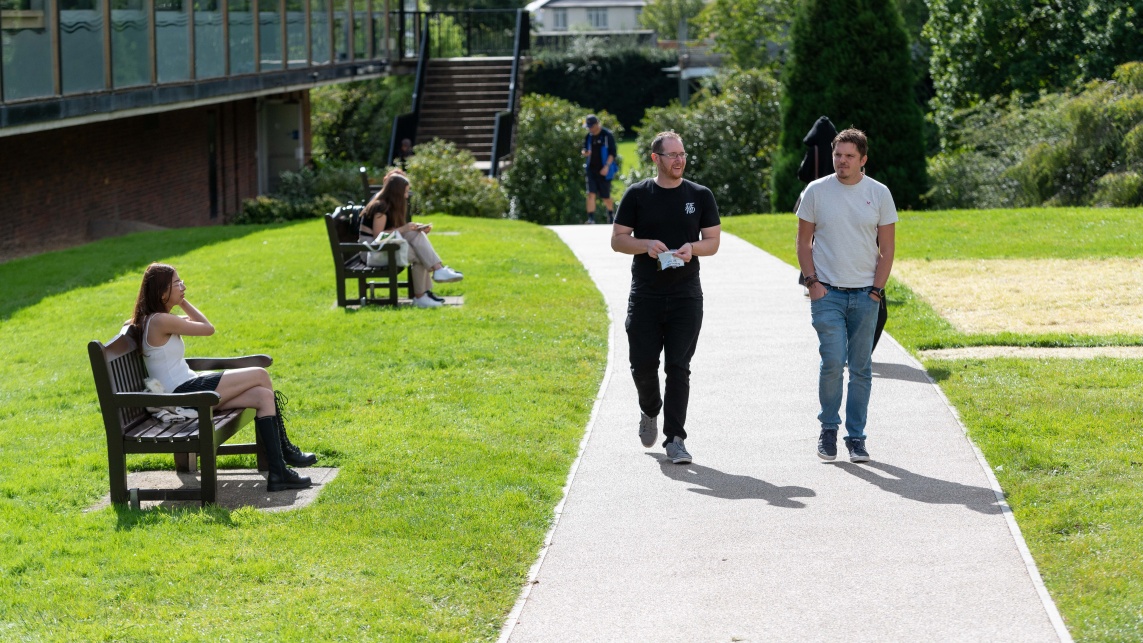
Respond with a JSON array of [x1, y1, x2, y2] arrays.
[[920, 346, 1143, 360], [894, 258, 1143, 335]]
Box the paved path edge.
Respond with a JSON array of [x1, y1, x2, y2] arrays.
[[496, 234, 618, 643], [885, 332, 1074, 642]]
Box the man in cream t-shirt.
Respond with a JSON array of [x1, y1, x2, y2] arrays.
[[795, 128, 897, 463]]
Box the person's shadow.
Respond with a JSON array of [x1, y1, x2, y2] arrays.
[[837, 461, 1003, 514], [872, 361, 933, 384], [650, 454, 815, 508]]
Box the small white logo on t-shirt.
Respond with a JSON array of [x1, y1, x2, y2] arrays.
[[685, 202, 696, 214]]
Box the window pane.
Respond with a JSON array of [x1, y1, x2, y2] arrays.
[[194, 0, 224, 78], [228, 0, 254, 73], [285, 0, 304, 67], [60, 0, 105, 93], [259, 0, 280, 69], [310, 0, 329, 64], [155, 0, 189, 82], [2, 0, 55, 100], [332, 0, 347, 61], [351, 0, 363, 59], [111, 0, 150, 87]]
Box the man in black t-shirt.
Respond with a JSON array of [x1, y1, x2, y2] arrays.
[[611, 130, 721, 464], [581, 114, 617, 224]]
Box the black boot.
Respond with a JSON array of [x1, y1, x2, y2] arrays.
[[255, 416, 312, 492], [274, 391, 317, 467]]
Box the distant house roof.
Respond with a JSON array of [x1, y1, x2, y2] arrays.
[[526, 0, 645, 11]]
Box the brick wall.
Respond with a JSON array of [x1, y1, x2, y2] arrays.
[[0, 90, 312, 262]]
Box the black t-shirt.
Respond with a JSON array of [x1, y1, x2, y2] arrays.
[[614, 178, 720, 298], [584, 128, 617, 173]]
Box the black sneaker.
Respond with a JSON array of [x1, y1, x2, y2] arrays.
[[425, 290, 446, 303], [846, 438, 870, 463], [817, 428, 838, 461]]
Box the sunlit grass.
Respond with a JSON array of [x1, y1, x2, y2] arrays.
[[0, 215, 607, 641]]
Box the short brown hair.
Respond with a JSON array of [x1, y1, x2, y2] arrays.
[[651, 130, 684, 154], [832, 128, 868, 157]]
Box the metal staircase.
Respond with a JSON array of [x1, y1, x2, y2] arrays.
[[388, 10, 529, 177]]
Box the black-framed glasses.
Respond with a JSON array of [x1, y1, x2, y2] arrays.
[[654, 152, 688, 160]]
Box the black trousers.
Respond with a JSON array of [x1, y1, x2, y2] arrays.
[[625, 295, 704, 445]]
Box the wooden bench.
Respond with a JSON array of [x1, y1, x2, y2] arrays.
[[88, 325, 270, 508], [324, 205, 414, 307]]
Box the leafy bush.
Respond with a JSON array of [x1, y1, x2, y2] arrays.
[[928, 62, 1143, 209], [525, 46, 678, 131], [312, 75, 414, 168], [403, 139, 509, 218], [629, 69, 782, 215], [502, 95, 624, 225], [923, 94, 1068, 209], [232, 194, 343, 225]]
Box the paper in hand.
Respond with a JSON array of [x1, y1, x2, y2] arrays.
[[657, 251, 685, 270]]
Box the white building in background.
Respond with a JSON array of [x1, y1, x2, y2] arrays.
[[526, 0, 648, 34]]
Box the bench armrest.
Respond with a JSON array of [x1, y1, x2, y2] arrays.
[[338, 241, 373, 252], [186, 355, 273, 370], [115, 391, 222, 408]]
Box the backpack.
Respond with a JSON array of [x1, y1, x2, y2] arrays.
[[585, 133, 620, 180]]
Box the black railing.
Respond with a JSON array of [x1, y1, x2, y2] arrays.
[[388, 17, 431, 167], [387, 9, 520, 61], [489, 10, 529, 177]]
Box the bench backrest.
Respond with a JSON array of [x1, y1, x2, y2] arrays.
[[327, 205, 364, 244], [88, 326, 150, 437]]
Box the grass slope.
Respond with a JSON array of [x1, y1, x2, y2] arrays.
[[0, 216, 607, 641], [724, 207, 1143, 641]]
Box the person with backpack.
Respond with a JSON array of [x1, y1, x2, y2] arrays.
[[581, 114, 617, 224]]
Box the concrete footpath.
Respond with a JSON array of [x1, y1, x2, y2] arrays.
[[500, 226, 1071, 642]]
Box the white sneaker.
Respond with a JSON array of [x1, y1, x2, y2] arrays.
[[433, 266, 464, 283], [413, 294, 443, 308]]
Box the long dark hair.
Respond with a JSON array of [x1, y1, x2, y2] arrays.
[[131, 262, 176, 331], [364, 173, 409, 230]]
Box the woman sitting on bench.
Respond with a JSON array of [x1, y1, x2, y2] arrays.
[[131, 262, 315, 492], [360, 170, 464, 308]]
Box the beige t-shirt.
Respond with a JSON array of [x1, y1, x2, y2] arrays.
[[796, 174, 898, 288]]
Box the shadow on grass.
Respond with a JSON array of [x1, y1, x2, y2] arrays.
[[0, 224, 275, 322], [649, 453, 815, 508], [836, 461, 1003, 515], [113, 499, 237, 531]]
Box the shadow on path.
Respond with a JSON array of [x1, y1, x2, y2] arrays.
[[649, 454, 815, 508], [872, 361, 933, 384], [837, 461, 1003, 514]]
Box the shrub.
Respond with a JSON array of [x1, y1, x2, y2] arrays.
[[1092, 171, 1143, 207], [525, 46, 678, 131], [403, 139, 509, 218], [502, 95, 624, 225], [232, 194, 342, 225], [926, 62, 1143, 209], [312, 75, 414, 168], [774, 0, 927, 211], [630, 69, 782, 215]]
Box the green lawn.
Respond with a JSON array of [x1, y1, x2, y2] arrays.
[[724, 207, 1143, 642], [0, 216, 607, 641]]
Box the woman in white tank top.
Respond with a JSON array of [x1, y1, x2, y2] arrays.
[[131, 262, 315, 492]]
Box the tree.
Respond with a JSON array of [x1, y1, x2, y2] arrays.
[[695, 0, 792, 69], [924, 0, 1143, 137], [639, 0, 706, 39], [772, 0, 926, 211]]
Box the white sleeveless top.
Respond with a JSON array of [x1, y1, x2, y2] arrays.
[[141, 315, 198, 392]]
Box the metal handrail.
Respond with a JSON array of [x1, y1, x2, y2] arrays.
[[388, 17, 431, 167], [489, 9, 528, 178]]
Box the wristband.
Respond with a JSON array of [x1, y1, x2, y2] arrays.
[[871, 287, 885, 299]]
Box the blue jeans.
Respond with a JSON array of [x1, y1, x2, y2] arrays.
[[810, 286, 880, 441]]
